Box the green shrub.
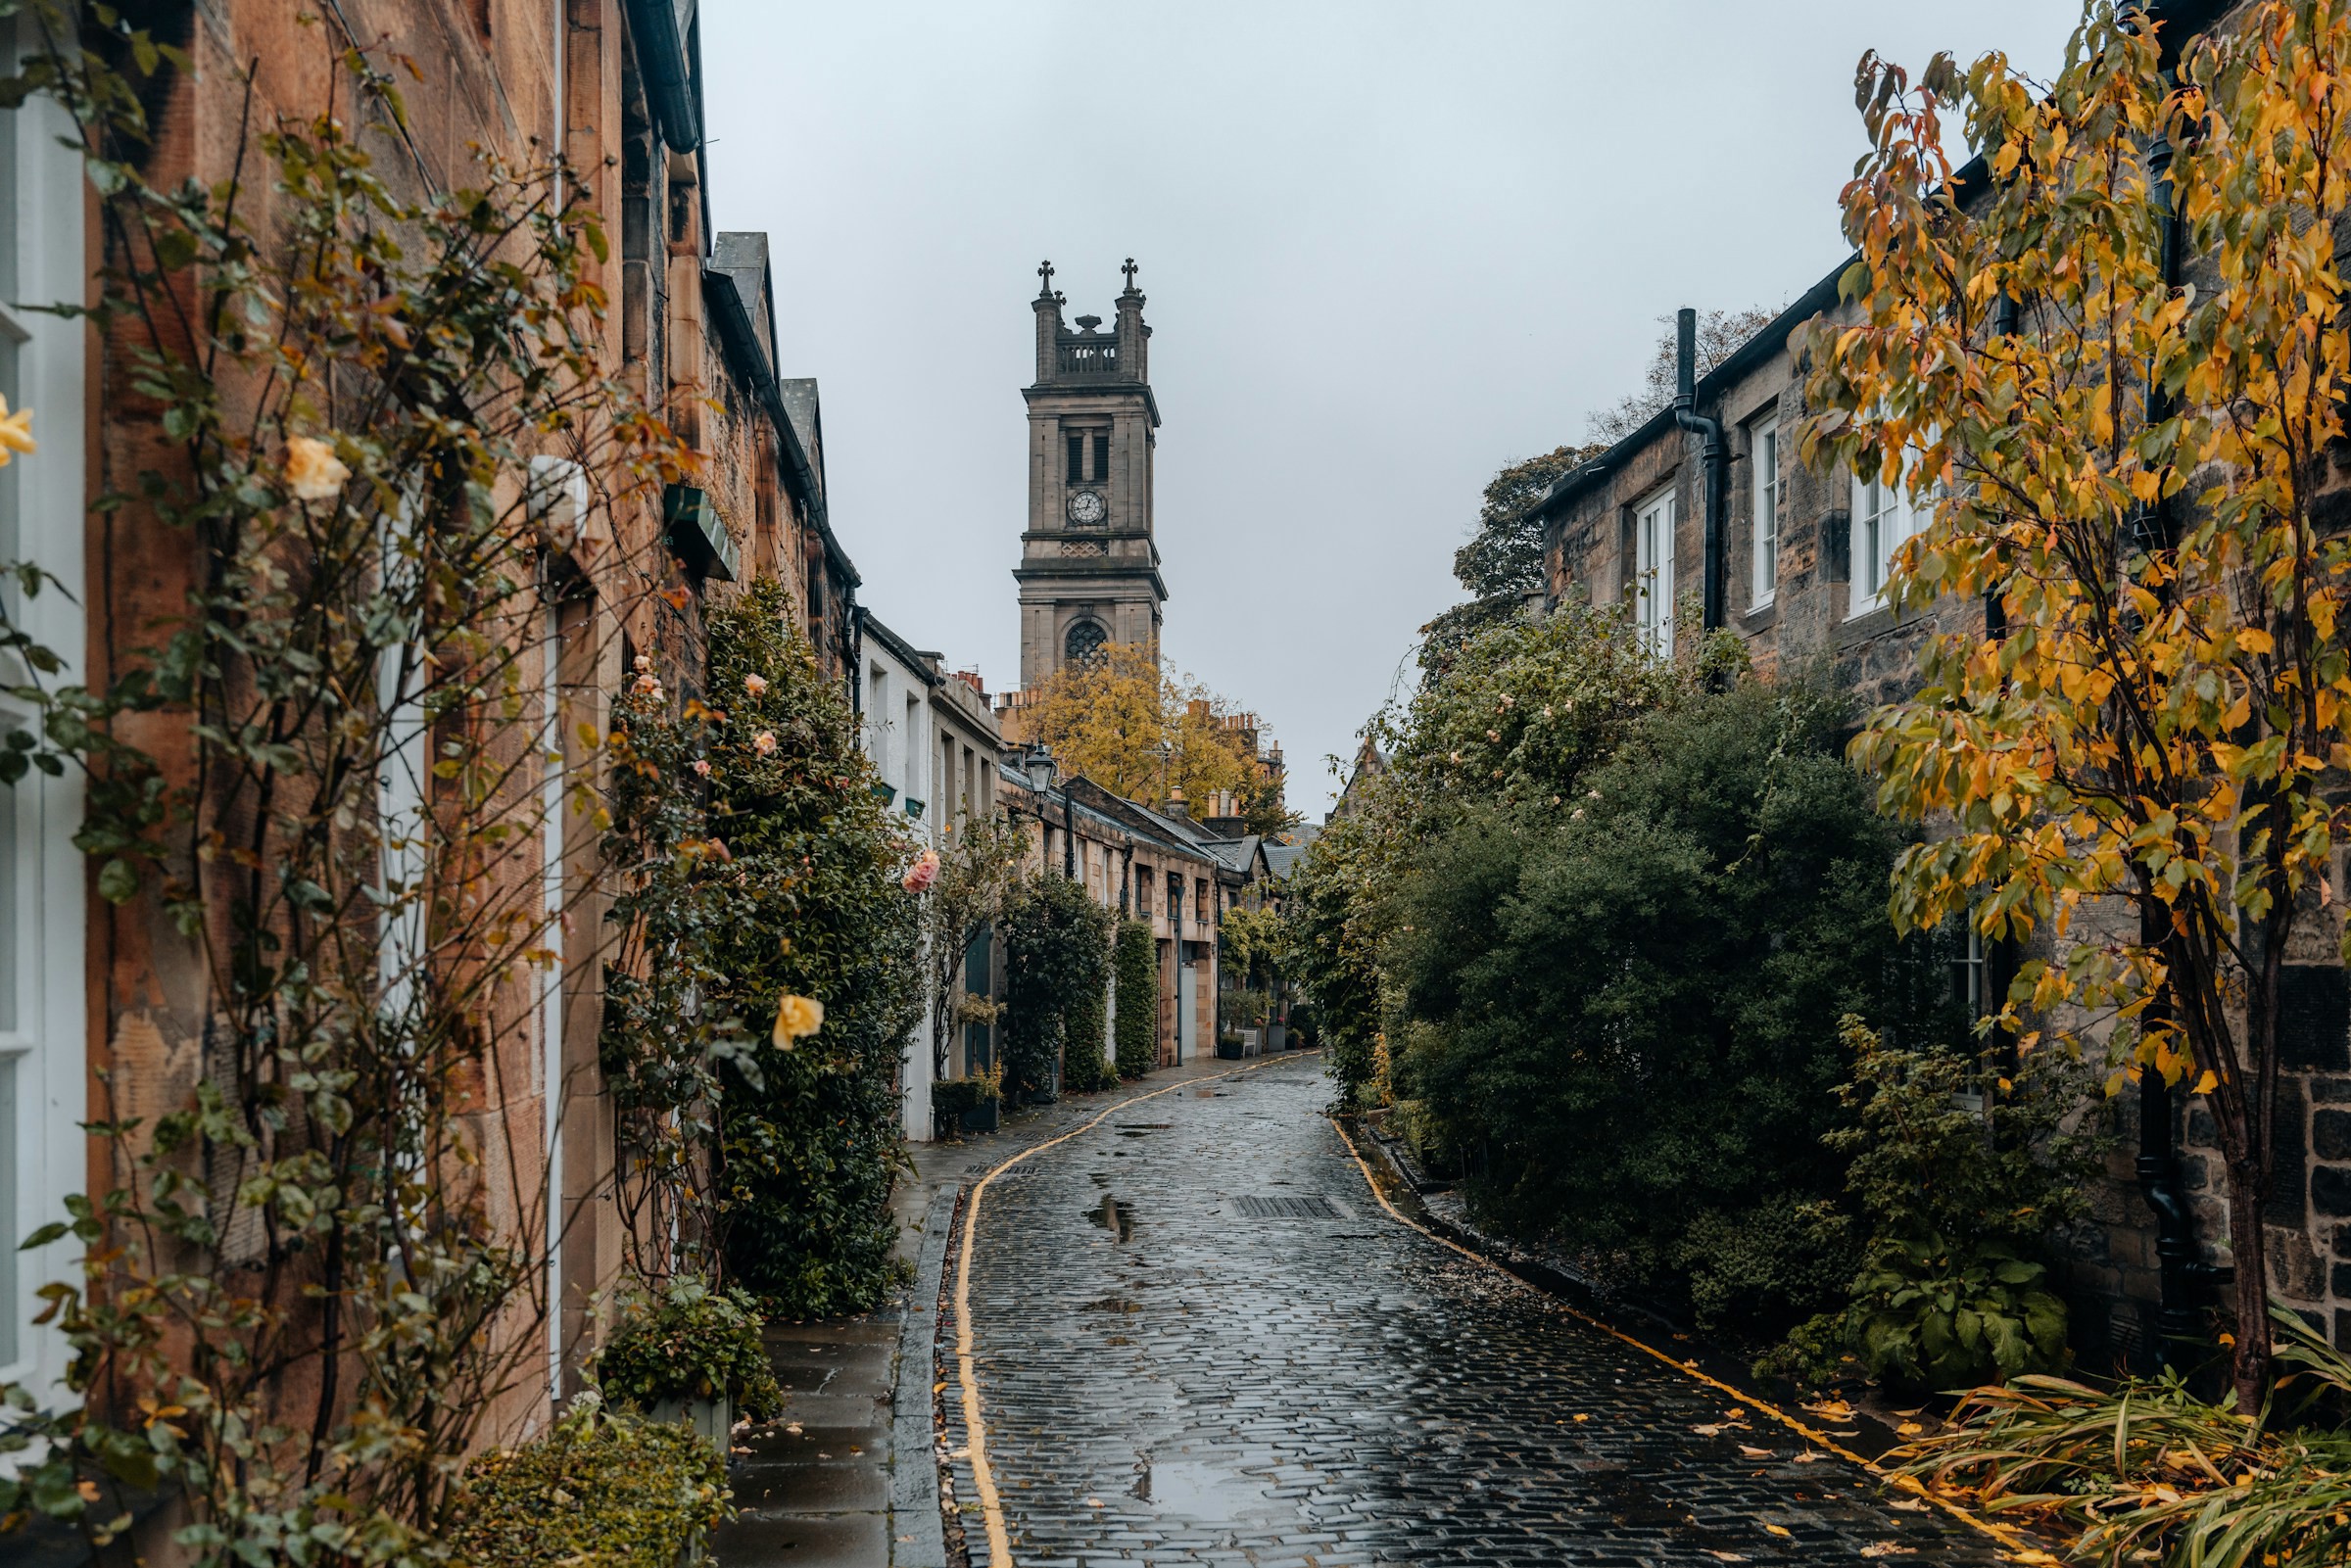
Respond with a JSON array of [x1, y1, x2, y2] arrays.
[[593, 1275, 785, 1423], [1844, 1234, 2067, 1391], [1675, 1201, 1857, 1336], [1001, 874, 1112, 1099], [706, 580, 922, 1318], [449, 1400, 728, 1568], [931, 1069, 1001, 1120], [1221, 987, 1272, 1029], [1383, 680, 1943, 1330], [1769, 1016, 2100, 1390], [1113, 922, 1158, 1078], [1062, 966, 1116, 1094], [1291, 602, 1706, 1109]]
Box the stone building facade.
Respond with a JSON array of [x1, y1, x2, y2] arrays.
[[1012, 261, 1167, 692], [1517, 0, 2351, 1372], [2, 0, 873, 1493]]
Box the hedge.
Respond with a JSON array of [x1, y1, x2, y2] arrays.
[[1113, 921, 1158, 1078]]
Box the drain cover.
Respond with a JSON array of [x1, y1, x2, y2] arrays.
[[1231, 1194, 1342, 1219]]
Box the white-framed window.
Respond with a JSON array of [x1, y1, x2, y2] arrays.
[[1632, 485, 1676, 657], [0, 12, 89, 1403], [1850, 451, 1940, 616], [1751, 420, 1779, 608]]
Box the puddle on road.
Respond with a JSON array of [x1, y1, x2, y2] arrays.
[[1084, 1195, 1135, 1241], [1131, 1457, 1276, 1519], [1115, 1123, 1172, 1137]]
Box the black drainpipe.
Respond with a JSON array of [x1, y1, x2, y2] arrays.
[[1671, 307, 1727, 634], [849, 604, 865, 722], [2132, 31, 2216, 1366]]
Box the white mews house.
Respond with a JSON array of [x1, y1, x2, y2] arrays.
[[854, 611, 1002, 1141]]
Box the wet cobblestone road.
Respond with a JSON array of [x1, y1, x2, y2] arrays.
[[942, 1057, 2018, 1567]]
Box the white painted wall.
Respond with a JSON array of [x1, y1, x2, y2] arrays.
[[1, 17, 88, 1406]]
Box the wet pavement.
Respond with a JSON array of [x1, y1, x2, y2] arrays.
[[942, 1056, 2016, 1567]]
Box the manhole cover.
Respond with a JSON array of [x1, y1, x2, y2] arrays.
[[1231, 1194, 1342, 1219]]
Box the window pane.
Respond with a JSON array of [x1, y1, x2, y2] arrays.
[[0, 15, 16, 306], [0, 775, 18, 1035], [1066, 433, 1082, 485], [1092, 433, 1109, 482], [0, 1054, 16, 1367]]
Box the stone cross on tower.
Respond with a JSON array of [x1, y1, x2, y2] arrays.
[[1014, 261, 1165, 692]]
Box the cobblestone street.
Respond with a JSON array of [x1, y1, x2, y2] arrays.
[[942, 1058, 2018, 1567]]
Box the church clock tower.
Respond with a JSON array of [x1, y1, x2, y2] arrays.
[[1014, 259, 1166, 691]]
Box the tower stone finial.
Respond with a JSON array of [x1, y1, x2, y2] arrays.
[[1037, 259, 1055, 298], [1121, 257, 1139, 294]]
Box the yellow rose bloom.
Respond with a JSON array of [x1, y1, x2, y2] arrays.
[[772, 992, 824, 1048], [0, 397, 33, 468], [285, 433, 351, 501]]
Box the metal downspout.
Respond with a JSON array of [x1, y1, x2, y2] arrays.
[[2134, 66, 2213, 1368], [1670, 308, 1727, 634]]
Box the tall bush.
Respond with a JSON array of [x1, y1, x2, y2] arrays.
[[1384, 681, 1952, 1333], [1000, 874, 1113, 1100], [1113, 921, 1159, 1078], [1290, 602, 1703, 1104], [706, 580, 922, 1317], [1062, 974, 1115, 1094]]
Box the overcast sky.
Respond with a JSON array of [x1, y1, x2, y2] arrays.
[[700, 2, 2079, 818]]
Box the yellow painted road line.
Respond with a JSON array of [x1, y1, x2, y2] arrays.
[[1326, 1115, 2049, 1564], [950, 1051, 1321, 1567]]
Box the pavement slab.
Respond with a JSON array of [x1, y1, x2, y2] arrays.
[[939, 1057, 2020, 1567]]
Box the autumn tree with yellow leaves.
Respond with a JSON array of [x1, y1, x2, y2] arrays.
[[1020, 641, 1290, 835], [1810, 0, 2351, 1404]]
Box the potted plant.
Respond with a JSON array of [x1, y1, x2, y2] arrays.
[[592, 1275, 785, 1450], [451, 1393, 729, 1568], [932, 1064, 1003, 1137]]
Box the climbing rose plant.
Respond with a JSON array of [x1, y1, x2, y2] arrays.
[[0, 12, 696, 1560]]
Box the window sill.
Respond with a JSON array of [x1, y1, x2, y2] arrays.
[[1834, 600, 1899, 648], [1742, 596, 1778, 632]]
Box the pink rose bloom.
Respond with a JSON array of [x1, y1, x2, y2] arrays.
[[633, 673, 662, 699], [902, 847, 940, 893], [692, 758, 711, 778], [752, 731, 778, 756], [744, 673, 769, 697]]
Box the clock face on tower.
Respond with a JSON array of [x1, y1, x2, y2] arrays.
[[1067, 490, 1107, 526]]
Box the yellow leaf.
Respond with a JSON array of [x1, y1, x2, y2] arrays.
[[1764, 1524, 1794, 1539], [2194, 1070, 2219, 1096]]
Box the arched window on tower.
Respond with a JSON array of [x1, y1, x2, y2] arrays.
[[1064, 618, 1109, 665]]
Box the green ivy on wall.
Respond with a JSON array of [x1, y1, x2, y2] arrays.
[[1000, 874, 1113, 1100], [1113, 921, 1159, 1079]]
